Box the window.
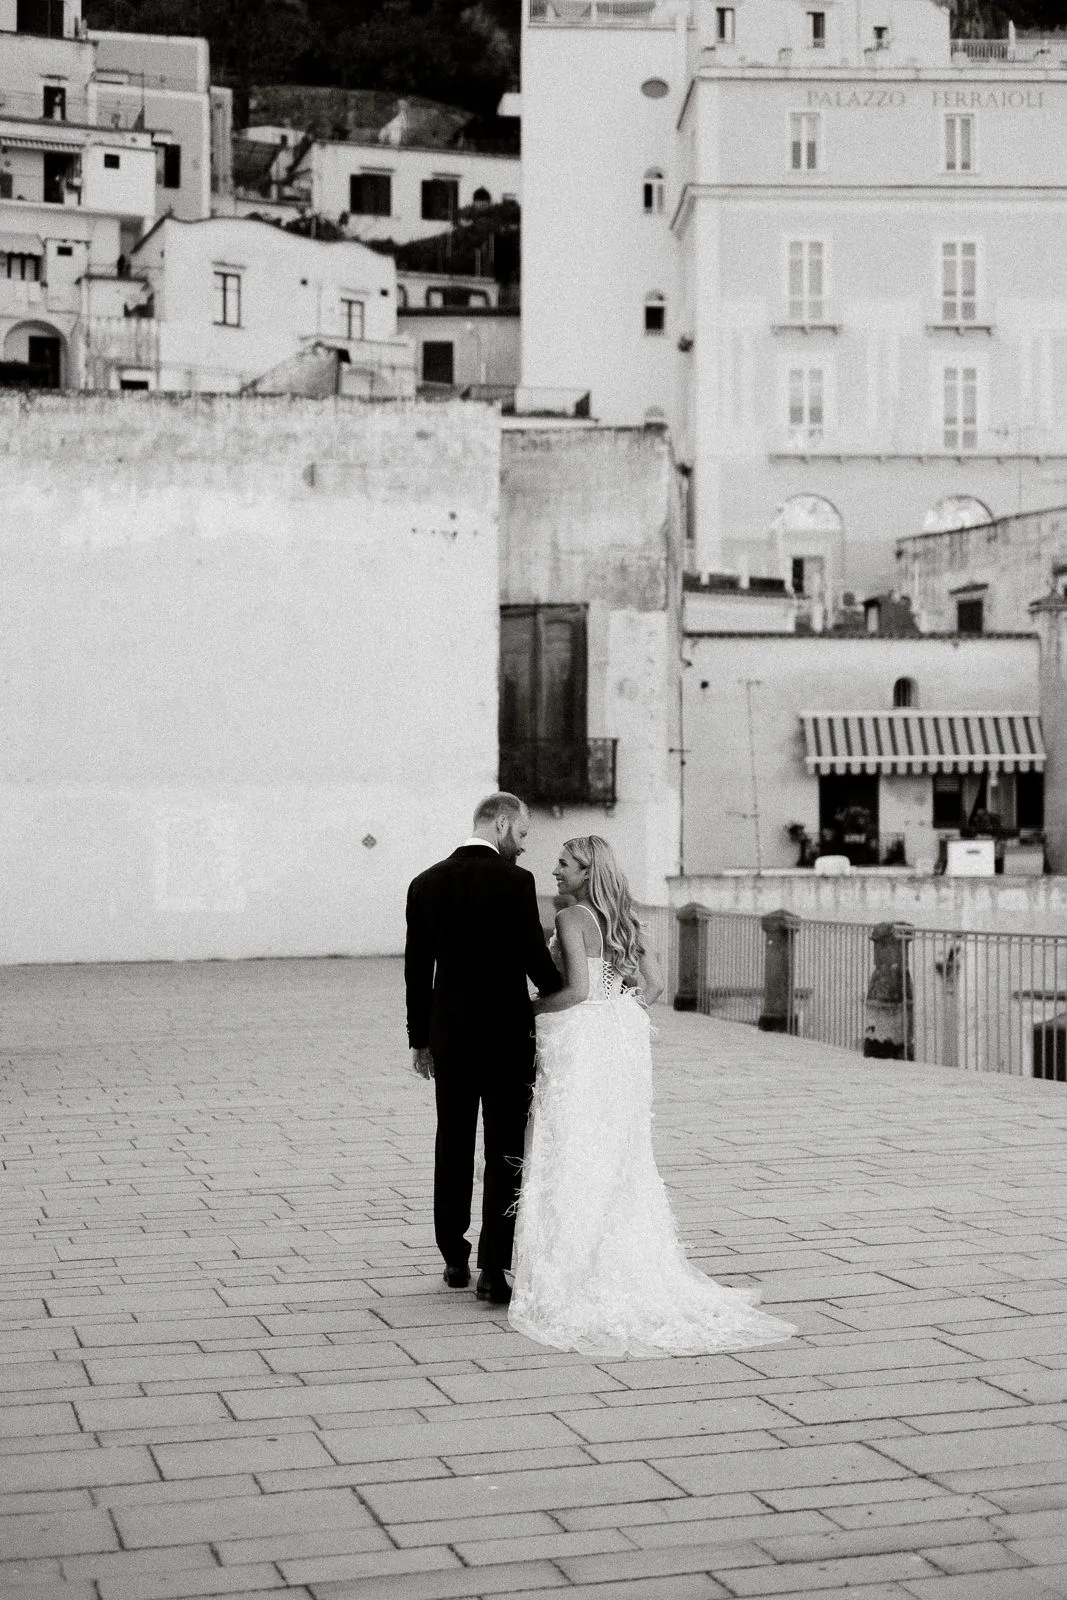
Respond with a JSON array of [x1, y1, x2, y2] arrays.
[[17, 0, 65, 37], [943, 365, 977, 450], [159, 143, 182, 189], [932, 774, 963, 828], [56, 243, 73, 256], [421, 178, 458, 222], [873, 24, 889, 44], [956, 595, 984, 633], [790, 112, 820, 171], [788, 239, 825, 321], [213, 269, 242, 327], [43, 150, 75, 203], [421, 340, 454, 385], [945, 113, 975, 172], [715, 6, 735, 41], [643, 168, 665, 214], [893, 676, 917, 708], [0, 174, 12, 199], [808, 10, 826, 46], [104, 152, 121, 170], [119, 377, 150, 390], [791, 555, 825, 597], [1016, 770, 1045, 831], [788, 366, 825, 444], [42, 83, 66, 119], [349, 172, 391, 216], [3, 252, 41, 281], [644, 292, 666, 334], [472, 186, 491, 207], [427, 286, 489, 308], [341, 297, 365, 340], [500, 604, 588, 768], [941, 241, 977, 322]]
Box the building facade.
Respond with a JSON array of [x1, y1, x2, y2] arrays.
[[0, 0, 158, 386], [116, 215, 413, 395], [681, 610, 1045, 876], [520, 0, 1067, 597], [898, 501, 1067, 634], [299, 140, 520, 246], [499, 423, 683, 905]]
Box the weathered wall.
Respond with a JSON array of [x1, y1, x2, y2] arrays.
[[681, 633, 1041, 874], [500, 425, 682, 903], [0, 393, 499, 963], [670, 869, 1067, 938], [897, 503, 1067, 634]]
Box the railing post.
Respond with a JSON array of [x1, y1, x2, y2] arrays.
[[758, 909, 800, 1032], [673, 902, 705, 1011], [863, 921, 914, 1060]]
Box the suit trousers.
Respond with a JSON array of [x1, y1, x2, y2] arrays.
[[432, 1054, 533, 1273]]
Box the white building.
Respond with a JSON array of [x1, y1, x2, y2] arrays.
[[0, 0, 227, 388], [89, 30, 231, 222], [114, 214, 413, 395], [296, 138, 520, 245], [0, 0, 157, 385], [520, 0, 1067, 597]]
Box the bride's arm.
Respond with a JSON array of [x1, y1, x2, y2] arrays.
[[532, 908, 590, 1014], [635, 946, 663, 1005]]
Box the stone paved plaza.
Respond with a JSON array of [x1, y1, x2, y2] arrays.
[[2, 956, 1067, 1600]]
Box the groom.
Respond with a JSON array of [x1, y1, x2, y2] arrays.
[[405, 793, 563, 1304]]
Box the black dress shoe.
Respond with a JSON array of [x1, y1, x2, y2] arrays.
[[476, 1269, 512, 1305], [442, 1263, 470, 1288]]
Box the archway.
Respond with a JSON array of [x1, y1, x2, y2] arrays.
[[923, 495, 993, 534], [770, 494, 844, 603], [3, 320, 66, 387]]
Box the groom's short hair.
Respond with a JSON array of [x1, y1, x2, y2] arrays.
[[473, 792, 526, 826]]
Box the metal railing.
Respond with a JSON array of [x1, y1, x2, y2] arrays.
[[692, 907, 1067, 1080], [529, 0, 672, 21], [0, 89, 149, 131], [952, 35, 1067, 62], [500, 738, 617, 807]]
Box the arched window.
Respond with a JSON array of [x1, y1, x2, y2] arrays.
[[644, 292, 666, 335], [922, 495, 993, 533], [472, 186, 491, 207], [893, 676, 917, 708], [396, 284, 408, 308], [643, 168, 665, 214]]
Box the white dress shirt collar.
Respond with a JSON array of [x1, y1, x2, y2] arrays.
[[462, 836, 498, 852]]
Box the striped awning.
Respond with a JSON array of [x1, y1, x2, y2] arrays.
[[801, 712, 1046, 775], [0, 233, 43, 256], [0, 134, 83, 154]]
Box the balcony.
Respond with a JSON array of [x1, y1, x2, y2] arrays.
[[0, 88, 148, 132], [499, 738, 618, 807], [528, 0, 672, 22], [951, 35, 1067, 64]]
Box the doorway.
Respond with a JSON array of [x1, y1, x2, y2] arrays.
[[27, 335, 62, 387], [819, 773, 880, 865]]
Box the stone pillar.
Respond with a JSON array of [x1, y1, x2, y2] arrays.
[[863, 921, 914, 1059], [758, 909, 800, 1032], [673, 902, 705, 1011], [1029, 592, 1067, 873]]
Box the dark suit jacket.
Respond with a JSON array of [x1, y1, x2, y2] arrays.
[[405, 845, 563, 1068]]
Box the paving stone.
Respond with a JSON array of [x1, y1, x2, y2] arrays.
[[1, 957, 1065, 1599]]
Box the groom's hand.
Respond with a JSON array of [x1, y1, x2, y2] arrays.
[[411, 1047, 435, 1080]]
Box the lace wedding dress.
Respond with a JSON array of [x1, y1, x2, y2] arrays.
[[509, 911, 798, 1358]]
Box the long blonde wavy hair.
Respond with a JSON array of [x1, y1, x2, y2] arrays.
[[564, 835, 644, 979]]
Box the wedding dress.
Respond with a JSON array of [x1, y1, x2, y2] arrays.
[[509, 910, 798, 1357]]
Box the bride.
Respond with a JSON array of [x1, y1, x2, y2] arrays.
[[509, 835, 797, 1358]]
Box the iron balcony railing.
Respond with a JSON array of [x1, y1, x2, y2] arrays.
[[684, 905, 1067, 1081], [500, 737, 617, 807]]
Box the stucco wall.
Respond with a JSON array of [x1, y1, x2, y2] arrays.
[[670, 869, 1067, 937], [0, 393, 499, 963], [500, 425, 682, 903], [897, 504, 1067, 633], [681, 632, 1041, 873]]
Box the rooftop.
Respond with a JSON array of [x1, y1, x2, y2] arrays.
[[2, 955, 1065, 1597]]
